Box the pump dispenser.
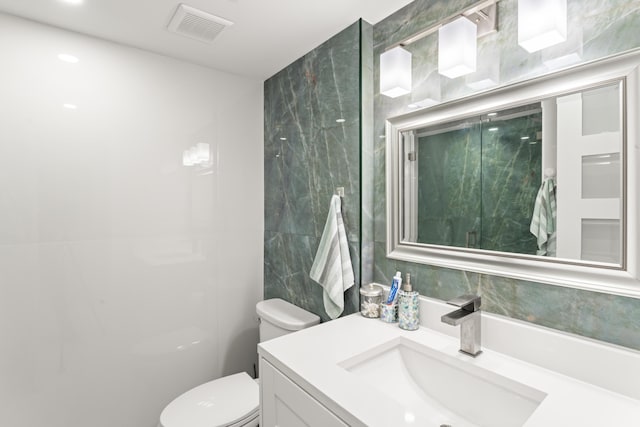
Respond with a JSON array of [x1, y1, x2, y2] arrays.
[[398, 273, 419, 330], [403, 273, 412, 291]]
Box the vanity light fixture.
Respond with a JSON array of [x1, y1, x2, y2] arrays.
[[380, 46, 412, 98], [518, 0, 567, 52], [438, 17, 477, 78], [379, 0, 497, 97]]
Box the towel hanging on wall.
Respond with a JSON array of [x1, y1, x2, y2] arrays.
[[530, 177, 557, 256], [310, 194, 355, 319]]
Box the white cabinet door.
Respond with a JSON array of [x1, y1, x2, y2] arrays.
[[260, 358, 348, 427]]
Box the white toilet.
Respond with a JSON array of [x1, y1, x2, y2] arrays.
[[159, 298, 320, 427]]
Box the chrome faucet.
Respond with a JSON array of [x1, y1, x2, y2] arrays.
[[441, 294, 482, 357]]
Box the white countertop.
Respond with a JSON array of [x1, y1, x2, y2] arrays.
[[258, 306, 640, 427]]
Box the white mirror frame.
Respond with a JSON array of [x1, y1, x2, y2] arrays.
[[386, 50, 640, 298]]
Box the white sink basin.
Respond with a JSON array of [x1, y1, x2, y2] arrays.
[[339, 337, 547, 427]]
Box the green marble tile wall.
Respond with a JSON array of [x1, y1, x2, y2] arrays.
[[264, 21, 371, 321], [370, 0, 640, 349]]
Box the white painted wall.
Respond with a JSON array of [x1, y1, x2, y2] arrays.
[[0, 13, 264, 427]]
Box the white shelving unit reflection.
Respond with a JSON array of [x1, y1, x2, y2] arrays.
[[556, 82, 623, 265]]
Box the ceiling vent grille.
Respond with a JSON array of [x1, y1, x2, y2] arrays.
[[168, 4, 233, 44]]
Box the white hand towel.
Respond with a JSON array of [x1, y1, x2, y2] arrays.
[[310, 195, 355, 319]]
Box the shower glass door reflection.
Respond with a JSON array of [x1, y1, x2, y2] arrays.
[[404, 103, 543, 256]]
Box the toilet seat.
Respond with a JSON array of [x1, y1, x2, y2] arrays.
[[159, 372, 259, 427]]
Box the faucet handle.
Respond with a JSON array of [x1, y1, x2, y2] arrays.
[[446, 294, 481, 312]]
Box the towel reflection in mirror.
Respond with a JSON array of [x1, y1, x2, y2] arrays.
[[530, 177, 557, 256]]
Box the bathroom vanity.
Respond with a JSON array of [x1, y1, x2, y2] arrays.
[[260, 358, 348, 427], [258, 295, 640, 427]]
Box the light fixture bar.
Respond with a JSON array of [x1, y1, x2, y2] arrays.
[[385, 0, 498, 51], [379, 0, 499, 98]]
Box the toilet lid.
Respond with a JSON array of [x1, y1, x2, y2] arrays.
[[160, 373, 259, 427]]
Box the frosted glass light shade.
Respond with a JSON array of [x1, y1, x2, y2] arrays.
[[438, 17, 477, 79], [380, 46, 412, 98], [518, 0, 567, 52]]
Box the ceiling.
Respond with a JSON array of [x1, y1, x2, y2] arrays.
[[0, 0, 414, 79]]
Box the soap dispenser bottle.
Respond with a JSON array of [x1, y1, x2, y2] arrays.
[[398, 273, 419, 331]]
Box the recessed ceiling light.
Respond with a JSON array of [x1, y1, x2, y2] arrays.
[[58, 54, 79, 63], [63, 103, 77, 110]]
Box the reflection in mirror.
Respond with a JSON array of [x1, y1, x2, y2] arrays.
[[399, 81, 623, 267]]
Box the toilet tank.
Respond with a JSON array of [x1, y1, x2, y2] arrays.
[[256, 298, 320, 342]]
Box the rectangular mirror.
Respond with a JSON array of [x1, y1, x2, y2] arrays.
[[387, 51, 640, 297], [402, 82, 623, 265]]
